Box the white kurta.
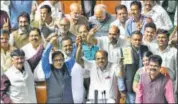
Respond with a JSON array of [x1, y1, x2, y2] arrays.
[[71, 63, 85, 103], [4, 62, 37, 103], [21, 43, 45, 81]]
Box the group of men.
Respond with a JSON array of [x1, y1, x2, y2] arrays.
[[0, 0, 177, 103]]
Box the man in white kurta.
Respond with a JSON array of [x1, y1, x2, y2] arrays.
[[0, 48, 44, 103]]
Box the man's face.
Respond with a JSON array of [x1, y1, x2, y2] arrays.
[[143, 1, 154, 11], [12, 56, 25, 70], [78, 26, 88, 42], [62, 39, 73, 56], [95, 52, 108, 70], [116, 8, 128, 23], [18, 17, 29, 32], [131, 5, 140, 20], [29, 30, 41, 47], [108, 27, 119, 44], [53, 54, 64, 69], [144, 27, 155, 41], [157, 34, 168, 48], [148, 61, 160, 78], [40, 8, 49, 21], [59, 19, 70, 34], [0, 34, 9, 48], [94, 9, 106, 22], [70, 6, 81, 20], [131, 34, 142, 48]]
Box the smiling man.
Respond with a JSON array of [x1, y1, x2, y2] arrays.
[[21, 27, 45, 81], [136, 55, 175, 103], [9, 12, 31, 48], [150, 29, 178, 103], [0, 46, 44, 103]]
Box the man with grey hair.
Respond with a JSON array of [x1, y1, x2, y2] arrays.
[[67, 3, 88, 36], [88, 4, 115, 37]]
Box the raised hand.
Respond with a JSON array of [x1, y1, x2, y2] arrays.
[[3, 18, 9, 30], [75, 35, 82, 48], [31, 3, 37, 14]]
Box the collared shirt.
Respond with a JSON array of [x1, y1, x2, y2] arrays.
[[84, 60, 120, 100], [32, 1, 63, 21], [136, 73, 175, 103], [1, 46, 16, 75], [143, 4, 173, 30], [82, 44, 99, 60], [142, 37, 157, 50], [89, 13, 115, 37], [125, 15, 148, 37], [150, 46, 177, 82], [68, 15, 88, 36], [110, 19, 127, 39], [97, 36, 130, 63]]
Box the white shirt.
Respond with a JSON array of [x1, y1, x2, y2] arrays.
[[97, 36, 130, 63], [150, 46, 177, 81], [174, 7, 177, 26], [142, 38, 157, 50], [71, 63, 85, 103], [144, 4, 173, 30], [4, 62, 37, 103], [21, 43, 45, 81], [110, 19, 127, 39], [0, 1, 10, 16], [33, 1, 63, 21], [84, 60, 120, 101]]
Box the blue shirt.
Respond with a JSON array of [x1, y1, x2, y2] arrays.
[[125, 15, 148, 37], [42, 43, 75, 79], [10, 1, 33, 29], [82, 44, 99, 60]]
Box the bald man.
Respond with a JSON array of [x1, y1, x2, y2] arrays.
[[77, 50, 122, 103], [88, 4, 115, 37], [47, 17, 76, 50], [67, 3, 88, 36], [88, 25, 130, 63]]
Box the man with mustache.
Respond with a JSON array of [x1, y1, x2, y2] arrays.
[[88, 4, 115, 37], [46, 17, 76, 50], [88, 25, 129, 63], [0, 45, 44, 103], [125, 1, 152, 37], [9, 12, 31, 48], [149, 29, 178, 103], [135, 55, 175, 103], [142, 0, 173, 31], [68, 3, 88, 36], [21, 27, 45, 81], [77, 49, 123, 103]]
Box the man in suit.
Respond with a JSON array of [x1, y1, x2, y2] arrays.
[[121, 30, 149, 103]]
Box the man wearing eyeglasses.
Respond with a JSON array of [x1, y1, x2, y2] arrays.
[[135, 55, 175, 103]]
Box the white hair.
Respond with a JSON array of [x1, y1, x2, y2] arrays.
[[70, 3, 81, 11], [94, 4, 107, 14]]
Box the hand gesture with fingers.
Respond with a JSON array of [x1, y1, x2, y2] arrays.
[[3, 18, 9, 30]]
